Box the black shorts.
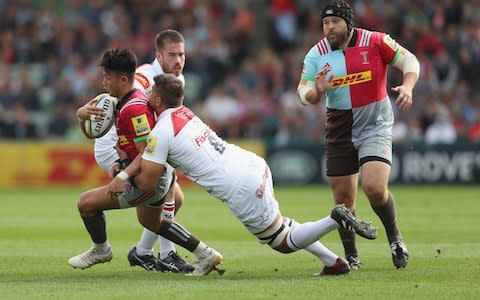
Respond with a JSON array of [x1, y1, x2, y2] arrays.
[[325, 141, 359, 177], [325, 141, 392, 177]]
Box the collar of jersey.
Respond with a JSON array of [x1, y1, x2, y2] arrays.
[[116, 88, 138, 111]]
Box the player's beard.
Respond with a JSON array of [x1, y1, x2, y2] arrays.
[[327, 28, 349, 48], [162, 63, 183, 76]]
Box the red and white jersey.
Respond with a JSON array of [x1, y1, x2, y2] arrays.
[[94, 58, 183, 171], [116, 89, 156, 160], [134, 59, 163, 97], [134, 59, 185, 97], [142, 105, 256, 201]]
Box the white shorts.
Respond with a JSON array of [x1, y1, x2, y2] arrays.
[[225, 155, 280, 234]]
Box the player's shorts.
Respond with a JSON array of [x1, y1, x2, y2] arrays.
[[326, 129, 392, 177], [225, 155, 280, 235], [117, 164, 175, 208]]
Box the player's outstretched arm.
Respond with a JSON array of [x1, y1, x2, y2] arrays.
[[391, 46, 420, 111], [391, 72, 417, 111]]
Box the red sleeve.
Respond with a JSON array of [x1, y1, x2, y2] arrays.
[[372, 32, 399, 65], [122, 104, 155, 142], [117, 103, 156, 159]]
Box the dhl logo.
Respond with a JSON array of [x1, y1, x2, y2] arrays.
[[329, 70, 372, 88]]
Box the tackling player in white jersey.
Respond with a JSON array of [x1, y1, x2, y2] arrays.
[[108, 74, 379, 276], [76, 30, 193, 272]]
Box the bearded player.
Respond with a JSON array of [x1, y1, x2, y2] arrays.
[[297, 0, 419, 269]]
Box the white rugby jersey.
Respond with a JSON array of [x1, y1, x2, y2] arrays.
[[142, 105, 256, 202], [94, 59, 184, 171], [94, 125, 119, 171], [134, 59, 185, 97]]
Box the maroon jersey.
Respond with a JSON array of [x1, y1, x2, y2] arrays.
[[115, 89, 156, 160]]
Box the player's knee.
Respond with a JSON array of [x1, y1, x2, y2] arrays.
[[332, 189, 356, 208], [273, 241, 295, 254], [77, 193, 96, 216], [362, 183, 387, 204], [256, 218, 293, 253], [139, 216, 160, 233]]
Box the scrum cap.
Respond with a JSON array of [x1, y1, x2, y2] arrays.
[[322, 0, 354, 32]]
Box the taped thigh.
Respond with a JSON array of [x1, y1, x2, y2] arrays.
[[255, 217, 291, 248]]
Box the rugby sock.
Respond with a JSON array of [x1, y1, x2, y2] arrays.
[[285, 218, 338, 266], [371, 192, 402, 244], [285, 216, 338, 250], [157, 219, 200, 252], [192, 241, 210, 258], [338, 209, 358, 258], [93, 241, 111, 252], [136, 228, 158, 256], [82, 212, 107, 244], [158, 200, 177, 259]]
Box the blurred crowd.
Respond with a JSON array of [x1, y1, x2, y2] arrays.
[[0, 0, 479, 145]]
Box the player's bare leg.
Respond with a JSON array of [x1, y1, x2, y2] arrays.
[[328, 174, 361, 269], [362, 161, 408, 269], [68, 186, 119, 269]]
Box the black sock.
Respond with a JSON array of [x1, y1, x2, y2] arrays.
[[81, 212, 107, 244], [157, 219, 200, 252], [338, 210, 358, 258], [371, 192, 402, 244]]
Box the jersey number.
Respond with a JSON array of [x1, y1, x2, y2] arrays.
[[208, 135, 225, 154]]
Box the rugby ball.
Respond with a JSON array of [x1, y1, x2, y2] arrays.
[[82, 93, 117, 139]]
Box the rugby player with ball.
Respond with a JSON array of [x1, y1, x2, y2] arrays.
[[70, 47, 223, 276], [75, 30, 194, 273]]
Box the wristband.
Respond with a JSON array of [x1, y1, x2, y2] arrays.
[[117, 170, 129, 181]]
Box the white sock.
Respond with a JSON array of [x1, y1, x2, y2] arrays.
[[93, 241, 110, 252], [158, 200, 176, 259], [286, 216, 338, 250], [286, 218, 338, 266], [304, 242, 338, 267], [192, 241, 210, 259], [136, 228, 157, 256]]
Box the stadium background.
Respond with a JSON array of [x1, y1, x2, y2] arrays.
[[1, 0, 480, 187]]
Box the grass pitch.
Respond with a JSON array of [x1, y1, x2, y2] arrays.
[[0, 185, 479, 299]]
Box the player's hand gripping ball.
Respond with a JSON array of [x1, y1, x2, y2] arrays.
[[82, 93, 117, 139]]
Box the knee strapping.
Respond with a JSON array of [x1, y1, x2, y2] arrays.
[[256, 218, 290, 248]]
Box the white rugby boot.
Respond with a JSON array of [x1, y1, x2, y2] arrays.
[[68, 247, 113, 269], [190, 247, 224, 276]]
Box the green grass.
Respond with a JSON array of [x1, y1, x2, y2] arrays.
[[1, 185, 479, 299]]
